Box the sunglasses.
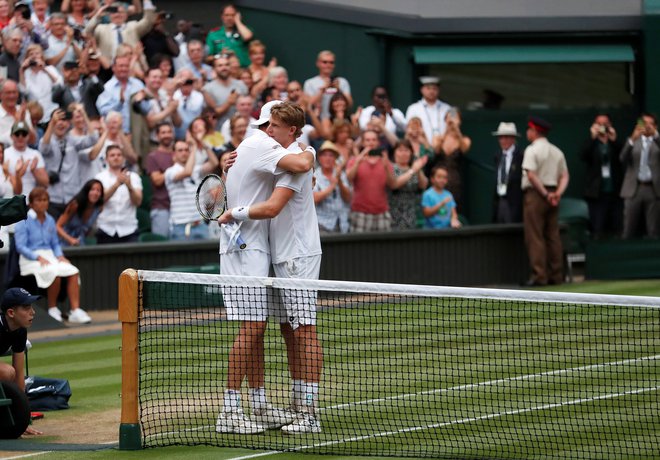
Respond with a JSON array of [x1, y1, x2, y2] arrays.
[[13, 131, 28, 137], [321, 60, 335, 64]]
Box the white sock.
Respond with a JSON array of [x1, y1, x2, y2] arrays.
[[305, 382, 319, 414], [223, 389, 240, 413], [292, 379, 304, 409], [249, 387, 267, 412]]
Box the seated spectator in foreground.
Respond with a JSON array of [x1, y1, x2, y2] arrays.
[[14, 187, 92, 323], [313, 140, 351, 233], [94, 144, 143, 244], [56, 179, 104, 246], [165, 139, 218, 240], [389, 139, 428, 230], [422, 165, 461, 229]]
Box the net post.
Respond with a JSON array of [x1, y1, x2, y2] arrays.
[[118, 269, 141, 450]]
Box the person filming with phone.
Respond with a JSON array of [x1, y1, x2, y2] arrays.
[[619, 112, 660, 239], [358, 86, 406, 137]]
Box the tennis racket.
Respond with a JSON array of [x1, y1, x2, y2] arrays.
[[195, 174, 247, 249]]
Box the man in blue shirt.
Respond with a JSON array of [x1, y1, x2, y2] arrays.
[[96, 54, 145, 133]]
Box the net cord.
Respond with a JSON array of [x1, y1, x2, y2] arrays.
[[138, 269, 660, 309]]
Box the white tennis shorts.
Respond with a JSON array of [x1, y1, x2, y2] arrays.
[[220, 250, 271, 321], [271, 255, 321, 330]]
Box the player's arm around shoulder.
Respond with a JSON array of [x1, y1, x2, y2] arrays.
[[277, 145, 315, 174], [221, 187, 295, 224]]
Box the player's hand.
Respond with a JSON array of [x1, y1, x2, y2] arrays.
[[218, 210, 235, 225], [224, 151, 237, 173], [24, 426, 43, 436]]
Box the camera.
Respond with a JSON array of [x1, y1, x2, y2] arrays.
[[183, 79, 195, 85], [48, 171, 60, 185], [106, 5, 118, 13], [28, 60, 37, 67], [64, 111, 73, 120], [368, 149, 382, 157], [159, 11, 174, 20], [19, 8, 30, 20], [598, 124, 608, 135]]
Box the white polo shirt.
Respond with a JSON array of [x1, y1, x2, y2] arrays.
[[269, 143, 321, 265], [220, 130, 293, 255], [94, 169, 142, 237], [164, 163, 203, 225], [405, 98, 451, 141], [0, 107, 33, 147], [4, 146, 44, 200]]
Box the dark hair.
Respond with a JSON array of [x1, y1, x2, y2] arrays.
[[70, 179, 104, 218], [150, 53, 174, 77], [393, 139, 414, 166], [329, 92, 350, 121], [641, 112, 658, 125]]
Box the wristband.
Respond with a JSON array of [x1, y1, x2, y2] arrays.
[[231, 206, 250, 221]]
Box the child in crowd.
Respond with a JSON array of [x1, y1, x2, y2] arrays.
[[421, 165, 461, 229]]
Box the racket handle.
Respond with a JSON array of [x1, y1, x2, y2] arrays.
[[236, 234, 247, 250]]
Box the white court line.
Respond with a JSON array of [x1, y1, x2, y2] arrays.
[[295, 385, 660, 451], [325, 353, 660, 411]]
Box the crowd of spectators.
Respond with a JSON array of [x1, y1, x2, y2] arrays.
[[0, 0, 656, 253]]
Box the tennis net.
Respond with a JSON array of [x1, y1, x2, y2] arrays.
[[118, 269, 660, 458]]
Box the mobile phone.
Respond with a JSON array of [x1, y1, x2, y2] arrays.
[[368, 149, 382, 157], [106, 5, 118, 13], [637, 118, 645, 127], [64, 111, 73, 120]]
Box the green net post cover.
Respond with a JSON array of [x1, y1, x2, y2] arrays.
[[119, 423, 141, 450]]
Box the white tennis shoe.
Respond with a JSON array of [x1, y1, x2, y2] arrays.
[[216, 410, 266, 434], [252, 405, 296, 429], [48, 307, 63, 322], [68, 308, 92, 324], [281, 413, 321, 434]]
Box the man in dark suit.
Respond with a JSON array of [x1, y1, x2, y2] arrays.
[[581, 113, 623, 238], [619, 112, 660, 239], [492, 122, 524, 223], [52, 60, 104, 119]]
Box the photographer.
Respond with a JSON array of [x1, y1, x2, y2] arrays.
[[581, 113, 623, 238], [141, 10, 179, 64], [303, 50, 353, 120], [19, 44, 62, 123], [39, 108, 98, 219]]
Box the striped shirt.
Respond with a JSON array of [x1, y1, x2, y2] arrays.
[[164, 163, 202, 225]]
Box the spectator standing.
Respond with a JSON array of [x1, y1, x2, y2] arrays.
[[220, 94, 255, 141], [330, 120, 356, 166], [184, 39, 213, 84], [346, 129, 395, 232], [19, 44, 63, 123], [52, 61, 105, 114], [422, 165, 461, 229], [492, 122, 524, 224], [94, 144, 142, 243], [188, 115, 224, 158], [56, 179, 104, 246], [428, 107, 471, 211], [247, 40, 273, 98], [11, 2, 46, 57], [522, 116, 569, 286], [0, 80, 36, 147], [144, 123, 174, 237], [84, 1, 156, 61], [14, 187, 91, 323], [202, 55, 248, 129], [131, 66, 181, 146], [29, 0, 50, 39], [172, 68, 205, 140], [389, 139, 428, 230], [358, 86, 406, 137], [0, 27, 23, 82], [165, 138, 217, 240], [206, 4, 253, 68], [581, 114, 623, 238], [405, 76, 451, 142], [44, 13, 81, 73], [313, 140, 351, 233], [404, 117, 434, 159], [4, 121, 47, 199], [61, 0, 97, 33], [619, 112, 660, 239], [84, 111, 137, 182], [141, 11, 179, 64], [96, 54, 145, 133], [303, 50, 352, 120], [78, 50, 105, 118], [40, 108, 98, 219]]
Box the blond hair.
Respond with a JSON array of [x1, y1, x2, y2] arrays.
[[270, 101, 305, 138]]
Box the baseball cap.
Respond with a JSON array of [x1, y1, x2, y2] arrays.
[[250, 100, 283, 128], [11, 121, 29, 136], [1, 288, 40, 310]]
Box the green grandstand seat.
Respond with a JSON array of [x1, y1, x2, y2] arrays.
[[138, 232, 168, 243], [558, 198, 590, 282]]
